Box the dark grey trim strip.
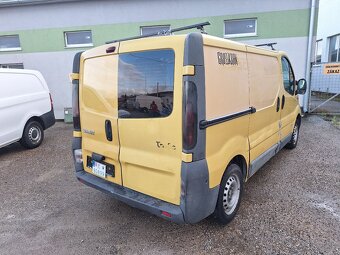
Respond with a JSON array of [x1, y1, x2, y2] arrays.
[[183, 32, 206, 161], [72, 51, 83, 74], [279, 133, 292, 150], [180, 159, 219, 223], [200, 107, 256, 129], [248, 132, 293, 179], [40, 109, 55, 130], [249, 143, 278, 178]]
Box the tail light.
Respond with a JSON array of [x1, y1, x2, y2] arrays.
[[72, 80, 81, 130], [49, 93, 53, 111], [183, 81, 197, 150], [72, 51, 83, 131], [161, 211, 172, 218]]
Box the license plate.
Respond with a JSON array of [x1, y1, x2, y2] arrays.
[[92, 161, 106, 178]]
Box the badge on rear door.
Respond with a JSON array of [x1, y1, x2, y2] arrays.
[[83, 129, 95, 135]]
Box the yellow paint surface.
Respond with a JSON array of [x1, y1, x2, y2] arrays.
[[77, 34, 302, 206]]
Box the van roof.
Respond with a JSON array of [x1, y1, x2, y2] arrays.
[[0, 68, 42, 76], [201, 34, 285, 57], [0, 68, 48, 88], [83, 32, 286, 59]]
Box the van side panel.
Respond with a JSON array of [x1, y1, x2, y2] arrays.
[[246, 49, 281, 170], [0, 71, 50, 147], [203, 43, 250, 188]]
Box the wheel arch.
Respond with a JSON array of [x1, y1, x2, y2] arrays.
[[296, 114, 302, 127], [22, 116, 45, 136], [227, 155, 248, 181]]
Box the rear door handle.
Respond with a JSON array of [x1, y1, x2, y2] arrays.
[[281, 95, 285, 109], [276, 97, 280, 112], [105, 120, 112, 141]]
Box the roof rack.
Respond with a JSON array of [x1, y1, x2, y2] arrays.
[[255, 42, 277, 50], [105, 21, 211, 44]]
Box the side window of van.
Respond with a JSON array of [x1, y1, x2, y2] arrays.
[[118, 49, 175, 118], [281, 57, 295, 95]]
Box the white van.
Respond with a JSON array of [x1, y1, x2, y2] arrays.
[[0, 69, 55, 149]]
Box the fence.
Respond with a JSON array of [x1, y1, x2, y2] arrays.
[[309, 62, 340, 114]]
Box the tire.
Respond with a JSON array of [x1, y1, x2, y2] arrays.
[[285, 120, 300, 149], [20, 121, 44, 149], [213, 163, 243, 225]]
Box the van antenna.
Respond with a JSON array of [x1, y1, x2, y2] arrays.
[[105, 22, 211, 44], [255, 43, 277, 50]]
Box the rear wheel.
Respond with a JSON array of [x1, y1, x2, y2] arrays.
[[20, 121, 44, 149], [285, 120, 300, 149], [213, 163, 243, 225]]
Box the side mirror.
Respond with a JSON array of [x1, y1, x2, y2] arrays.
[[297, 78, 307, 95]]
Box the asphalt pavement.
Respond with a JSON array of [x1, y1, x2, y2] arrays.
[[0, 115, 339, 255]]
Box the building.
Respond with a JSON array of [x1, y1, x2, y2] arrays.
[[315, 0, 340, 63], [0, 0, 318, 118], [308, 0, 340, 113]]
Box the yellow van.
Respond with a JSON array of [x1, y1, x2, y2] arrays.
[[71, 25, 307, 224]]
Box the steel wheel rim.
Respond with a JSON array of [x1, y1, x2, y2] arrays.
[[223, 173, 241, 215], [28, 126, 41, 144], [292, 124, 298, 144]]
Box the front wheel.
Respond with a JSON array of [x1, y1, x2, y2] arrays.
[[285, 120, 300, 149], [213, 163, 243, 225], [20, 121, 44, 149]]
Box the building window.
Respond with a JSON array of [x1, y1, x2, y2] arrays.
[[0, 35, 21, 51], [328, 34, 340, 62], [315, 40, 322, 63], [224, 18, 257, 38], [140, 25, 170, 36], [64, 31, 93, 48], [0, 63, 24, 69]]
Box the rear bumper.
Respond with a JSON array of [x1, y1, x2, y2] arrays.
[[76, 170, 185, 223], [73, 138, 218, 224], [40, 109, 55, 130]]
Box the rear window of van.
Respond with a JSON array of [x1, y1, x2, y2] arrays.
[[118, 49, 174, 118]]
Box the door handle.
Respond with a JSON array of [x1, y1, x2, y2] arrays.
[[105, 120, 112, 141], [281, 95, 285, 109], [276, 97, 280, 112]]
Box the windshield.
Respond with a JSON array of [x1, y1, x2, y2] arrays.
[[118, 49, 175, 118]]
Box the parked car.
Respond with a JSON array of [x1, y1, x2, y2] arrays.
[[0, 69, 55, 149], [71, 31, 307, 225]]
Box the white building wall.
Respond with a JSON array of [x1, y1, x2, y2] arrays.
[[0, 0, 310, 31], [0, 0, 314, 118]]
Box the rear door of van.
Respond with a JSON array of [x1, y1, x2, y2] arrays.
[[117, 38, 184, 205], [80, 47, 123, 185]]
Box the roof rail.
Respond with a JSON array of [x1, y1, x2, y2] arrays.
[[105, 21, 211, 44], [255, 42, 277, 50]]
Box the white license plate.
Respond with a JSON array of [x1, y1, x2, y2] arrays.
[[92, 161, 106, 178]]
